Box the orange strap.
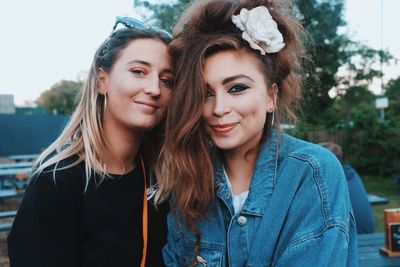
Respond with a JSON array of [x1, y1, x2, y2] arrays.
[[140, 156, 148, 267]]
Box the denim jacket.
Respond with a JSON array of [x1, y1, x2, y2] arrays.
[[163, 132, 358, 267]]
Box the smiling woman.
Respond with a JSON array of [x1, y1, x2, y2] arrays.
[[98, 38, 173, 137], [202, 50, 276, 155], [7, 17, 173, 267], [157, 0, 358, 266]]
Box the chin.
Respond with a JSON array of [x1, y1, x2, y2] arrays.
[[130, 121, 159, 132], [212, 140, 240, 151]]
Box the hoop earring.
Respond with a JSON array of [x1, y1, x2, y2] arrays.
[[103, 93, 107, 112], [271, 112, 275, 127]]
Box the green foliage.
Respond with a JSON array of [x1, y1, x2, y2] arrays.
[[36, 80, 82, 115], [297, 0, 348, 124], [134, 0, 190, 31], [330, 85, 376, 129], [342, 122, 400, 176], [385, 77, 400, 125]]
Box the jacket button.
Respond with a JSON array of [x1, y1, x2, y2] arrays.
[[237, 216, 247, 226]]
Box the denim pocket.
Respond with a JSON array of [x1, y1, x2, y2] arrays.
[[173, 232, 225, 267]]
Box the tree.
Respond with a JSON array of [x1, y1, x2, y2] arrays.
[[36, 80, 82, 115], [134, 0, 190, 31], [296, 0, 348, 124], [385, 76, 400, 125]]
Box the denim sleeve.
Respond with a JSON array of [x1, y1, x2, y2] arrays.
[[162, 213, 186, 267], [275, 220, 358, 267], [274, 147, 359, 267]]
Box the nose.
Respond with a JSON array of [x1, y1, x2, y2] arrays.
[[212, 93, 231, 117], [143, 72, 161, 97]]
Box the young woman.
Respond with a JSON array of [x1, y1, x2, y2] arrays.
[[158, 0, 357, 266], [8, 17, 173, 267]]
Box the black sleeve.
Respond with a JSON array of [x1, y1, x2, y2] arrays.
[[7, 166, 85, 267]]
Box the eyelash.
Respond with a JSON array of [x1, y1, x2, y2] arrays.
[[130, 69, 145, 76], [205, 84, 249, 97], [160, 78, 173, 89], [228, 84, 249, 93], [130, 69, 173, 88]]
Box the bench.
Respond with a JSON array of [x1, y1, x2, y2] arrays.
[[0, 162, 33, 169], [0, 189, 24, 200], [0, 223, 12, 232], [0, 210, 17, 219], [0, 211, 17, 232], [368, 194, 389, 205], [9, 154, 39, 162], [0, 167, 31, 189]]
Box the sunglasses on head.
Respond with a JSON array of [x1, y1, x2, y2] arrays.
[[99, 16, 172, 57], [109, 16, 172, 39]]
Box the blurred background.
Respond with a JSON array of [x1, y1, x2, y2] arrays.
[[0, 0, 399, 265]]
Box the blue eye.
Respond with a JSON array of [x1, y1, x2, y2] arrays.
[[228, 84, 249, 93]]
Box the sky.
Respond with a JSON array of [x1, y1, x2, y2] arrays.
[[0, 0, 399, 105]]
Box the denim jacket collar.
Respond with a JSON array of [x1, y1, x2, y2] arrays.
[[215, 130, 280, 216]]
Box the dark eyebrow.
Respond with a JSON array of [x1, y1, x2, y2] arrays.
[[127, 60, 174, 75], [222, 74, 254, 85], [161, 69, 174, 75]]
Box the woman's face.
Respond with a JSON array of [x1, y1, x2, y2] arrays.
[[99, 38, 173, 133], [202, 49, 276, 153]]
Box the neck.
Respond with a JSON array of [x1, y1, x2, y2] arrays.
[[222, 135, 261, 195], [102, 119, 143, 175]]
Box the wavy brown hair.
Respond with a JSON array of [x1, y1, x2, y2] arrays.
[[157, 0, 306, 232]]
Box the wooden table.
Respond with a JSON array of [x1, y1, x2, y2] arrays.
[[358, 232, 400, 266]]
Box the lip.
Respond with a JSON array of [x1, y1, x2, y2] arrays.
[[135, 100, 160, 111], [210, 122, 239, 134]]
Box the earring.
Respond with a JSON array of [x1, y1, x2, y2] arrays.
[[104, 93, 107, 111], [271, 112, 275, 127], [99, 92, 107, 112]]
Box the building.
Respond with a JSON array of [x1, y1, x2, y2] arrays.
[[0, 94, 16, 114]]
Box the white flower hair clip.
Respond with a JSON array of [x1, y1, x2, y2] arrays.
[[231, 6, 285, 55]]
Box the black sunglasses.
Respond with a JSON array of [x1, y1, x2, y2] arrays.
[[100, 16, 172, 57], [110, 16, 172, 39]]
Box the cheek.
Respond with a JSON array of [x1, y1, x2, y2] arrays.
[[162, 89, 173, 105], [202, 102, 212, 121]]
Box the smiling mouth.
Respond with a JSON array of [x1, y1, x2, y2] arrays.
[[135, 101, 159, 111], [210, 123, 239, 134]]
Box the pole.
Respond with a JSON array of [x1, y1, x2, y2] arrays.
[[380, 0, 384, 96]]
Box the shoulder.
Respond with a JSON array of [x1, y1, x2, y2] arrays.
[[278, 133, 343, 180], [30, 156, 86, 196], [279, 134, 336, 162], [276, 134, 351, 219]]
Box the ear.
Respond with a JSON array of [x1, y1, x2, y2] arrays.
[[267, 83, 278, 112], [97, 68, 108, 95]]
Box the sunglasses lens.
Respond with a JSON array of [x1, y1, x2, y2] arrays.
[[116, 17, 147, 30], [111, 16, 172, 39], [126, 19, 147, 29]]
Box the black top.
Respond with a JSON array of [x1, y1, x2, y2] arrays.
[[7, 158, 168, 267]]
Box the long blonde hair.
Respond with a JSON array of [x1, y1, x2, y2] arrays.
[[33, 28, 171, 189]]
